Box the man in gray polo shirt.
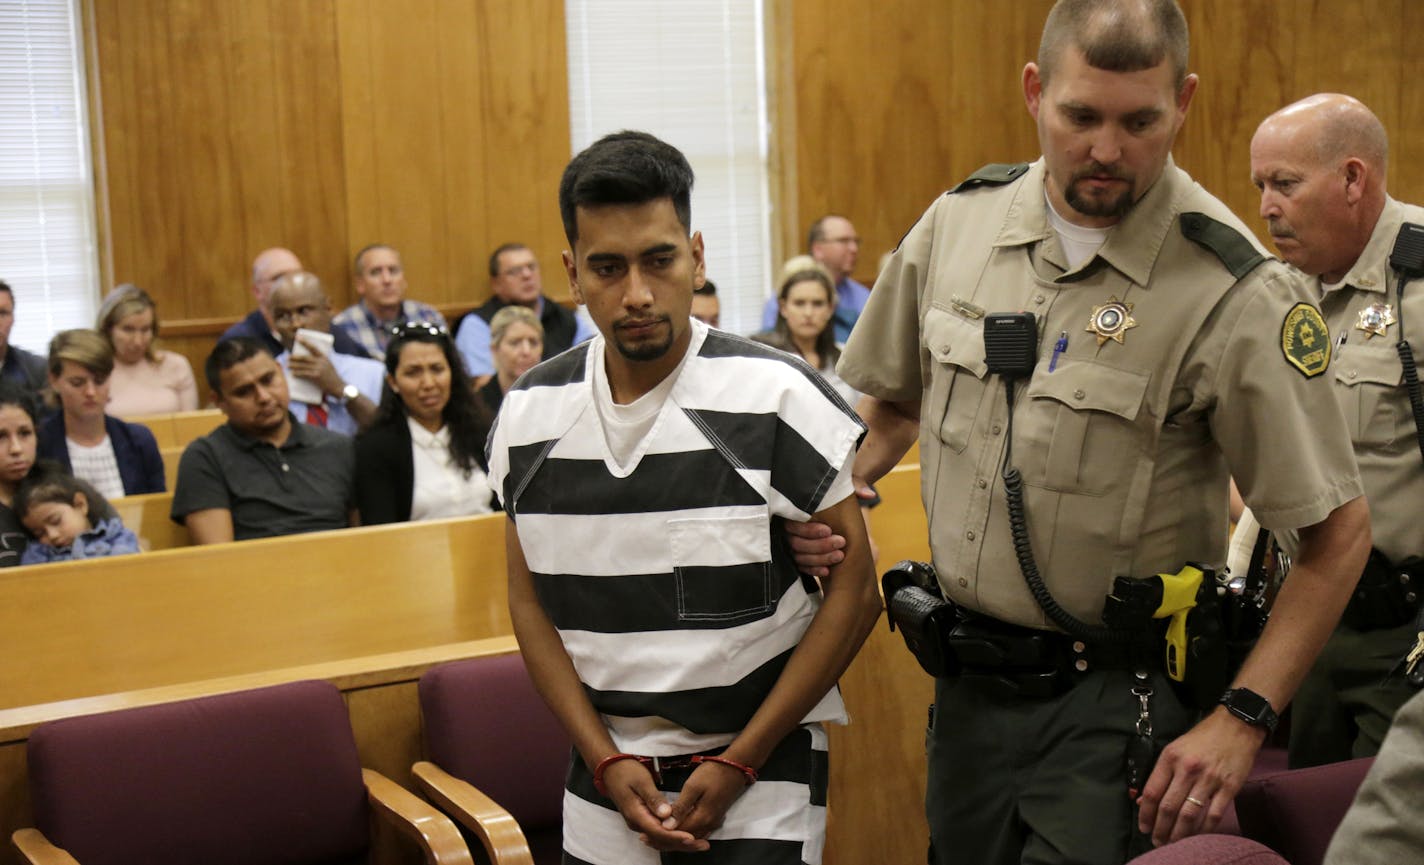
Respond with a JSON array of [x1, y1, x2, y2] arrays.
[[171, 338, 354, 543]]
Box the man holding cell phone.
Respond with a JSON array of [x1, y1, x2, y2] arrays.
[[269, 271, 384, 436]]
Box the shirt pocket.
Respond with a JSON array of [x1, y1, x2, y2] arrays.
[[1335, 349, 1409, 449], [668, 512, 775, 625], [924, 307, 989, 454], [1020, 360, 1151, 496]]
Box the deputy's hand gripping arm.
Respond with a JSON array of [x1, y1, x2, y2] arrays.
[[787, 395, 921, 576]]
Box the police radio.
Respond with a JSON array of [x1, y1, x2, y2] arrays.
[[983, 312, 1038, 380], [1389, 222, 1424, 465]]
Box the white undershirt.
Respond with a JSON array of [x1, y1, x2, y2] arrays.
[[591, 345, 691, 472], [407, 417, 492, 521], [66, 436, 125, 500], [1045, 190, 1111, 271]]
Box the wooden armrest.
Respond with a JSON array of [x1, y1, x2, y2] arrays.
[[412, 761, 535, 865], [12, 829, 80, 865], [363, 768, 475, 865]]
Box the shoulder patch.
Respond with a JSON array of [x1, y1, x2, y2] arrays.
[[1179, 212, 1267, 279], [1280, 302, 1331, 378], [949, 162, 1030, 194]]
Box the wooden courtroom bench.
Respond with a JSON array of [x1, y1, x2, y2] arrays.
[[0, 512, 510, 711], [109, 491, 187, 551], [159, 443, 182, 490], [125, 408, 223, 449]]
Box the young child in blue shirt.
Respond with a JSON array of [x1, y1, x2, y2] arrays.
[[16, 464, 139, 564]]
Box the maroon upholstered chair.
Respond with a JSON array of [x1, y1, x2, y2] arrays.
[[414, 652, 571, 865], [13, 680, 472, 865], [1128, 834, 1290, 864], [1233, 756, 1375, 865]]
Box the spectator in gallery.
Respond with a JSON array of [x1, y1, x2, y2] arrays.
[[0, 279, 50, 394], [16, 461, 140, 564], [332, 243, 448, 361], [477, 305, 543, 416], [96, 284, 199, 416], [354, 321, 493, 525], [38, 329, 165, 499]]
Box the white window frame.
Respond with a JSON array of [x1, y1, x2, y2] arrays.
[[565, 0, 774, 337], [0, 0, 101, 355]]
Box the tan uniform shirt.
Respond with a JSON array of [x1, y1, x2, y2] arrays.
[[1316, 196, 1424, 564], [840, 158, 1363, 629], [1322, 687, 1424, 865]]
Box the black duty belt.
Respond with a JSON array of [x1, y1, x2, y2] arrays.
[[950, 612, 1155, 699]]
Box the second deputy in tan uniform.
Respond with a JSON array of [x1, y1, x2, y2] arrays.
[[1250, 94, 1424, 769], [791, 3, 1371, 864]]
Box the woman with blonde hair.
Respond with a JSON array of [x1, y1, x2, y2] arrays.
[[478, 305, 544, 415], [37, 329, 165, 497], [96, 284, 199, 416]]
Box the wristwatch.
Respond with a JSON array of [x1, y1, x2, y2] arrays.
[[1218, 687, 1279, 734], [341, 383, 360, 404]]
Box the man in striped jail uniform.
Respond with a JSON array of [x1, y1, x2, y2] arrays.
[[485, 130, 882, 864]]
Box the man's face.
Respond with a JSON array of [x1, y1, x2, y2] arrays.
[[690, 293, 720, 328], [355, 247, 407, 314], [252, 249, 302, 311], [811, 217, 859, 281], [564, 198, 702, 365], [0, 292, 14, 350], [270, 282, 332, 351], [216, 352, 290, 436], [1025, 48, 1196, 228], [492, 247, 544, 306], [1250, 122, 1357, 279]]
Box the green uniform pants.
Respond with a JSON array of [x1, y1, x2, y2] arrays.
[[926, 669, 1194, 865], [1288, 619, 1418, 769]]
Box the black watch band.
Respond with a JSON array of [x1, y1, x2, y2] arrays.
[[1218, 687, 1279, 734]]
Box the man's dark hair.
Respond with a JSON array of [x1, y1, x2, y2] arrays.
[[558, 130, 695, 246], [353, 243, 395, 275], [806, 215, 846, 251], [488, 243, 531, 277], [0, 280, 12, 302], [693, 280, 717, 298], [1039, 0, 1189, 89], [206, 337, 273, 393]]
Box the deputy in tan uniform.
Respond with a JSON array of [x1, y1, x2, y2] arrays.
[[1322, 687, 1424, 865], [1249, 93, 1424, 768], [790, 2, 1370, 864]]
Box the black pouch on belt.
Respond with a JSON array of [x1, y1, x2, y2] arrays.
[[1342, 550, 1423, 631], [882, 560, 961, 678]]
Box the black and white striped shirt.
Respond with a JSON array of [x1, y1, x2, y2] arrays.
[[487, 320, 866, 756]]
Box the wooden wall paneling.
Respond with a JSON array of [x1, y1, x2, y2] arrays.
[[825, 465, 933, 865], [336, 0, 452, 309], [91, 0, 180, 310], [1398, 1, 1424, 204], [474, 0, 573, 304], [1174, 0, 1296, 238], [89, 0, 349, 355], [260, 0, 352, 307], [427, 0, 494, 307], [789, 0, 1053, 284], [1287, 0, 1411, 207]]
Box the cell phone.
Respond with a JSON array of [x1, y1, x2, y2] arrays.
[[983, 312, 1038, 379]]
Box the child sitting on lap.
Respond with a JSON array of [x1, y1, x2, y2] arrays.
[[16, 464, 140, 564]]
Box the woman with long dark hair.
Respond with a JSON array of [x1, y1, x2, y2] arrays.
[[752, 257, 860, 405], [354, 322, 494, 524]]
